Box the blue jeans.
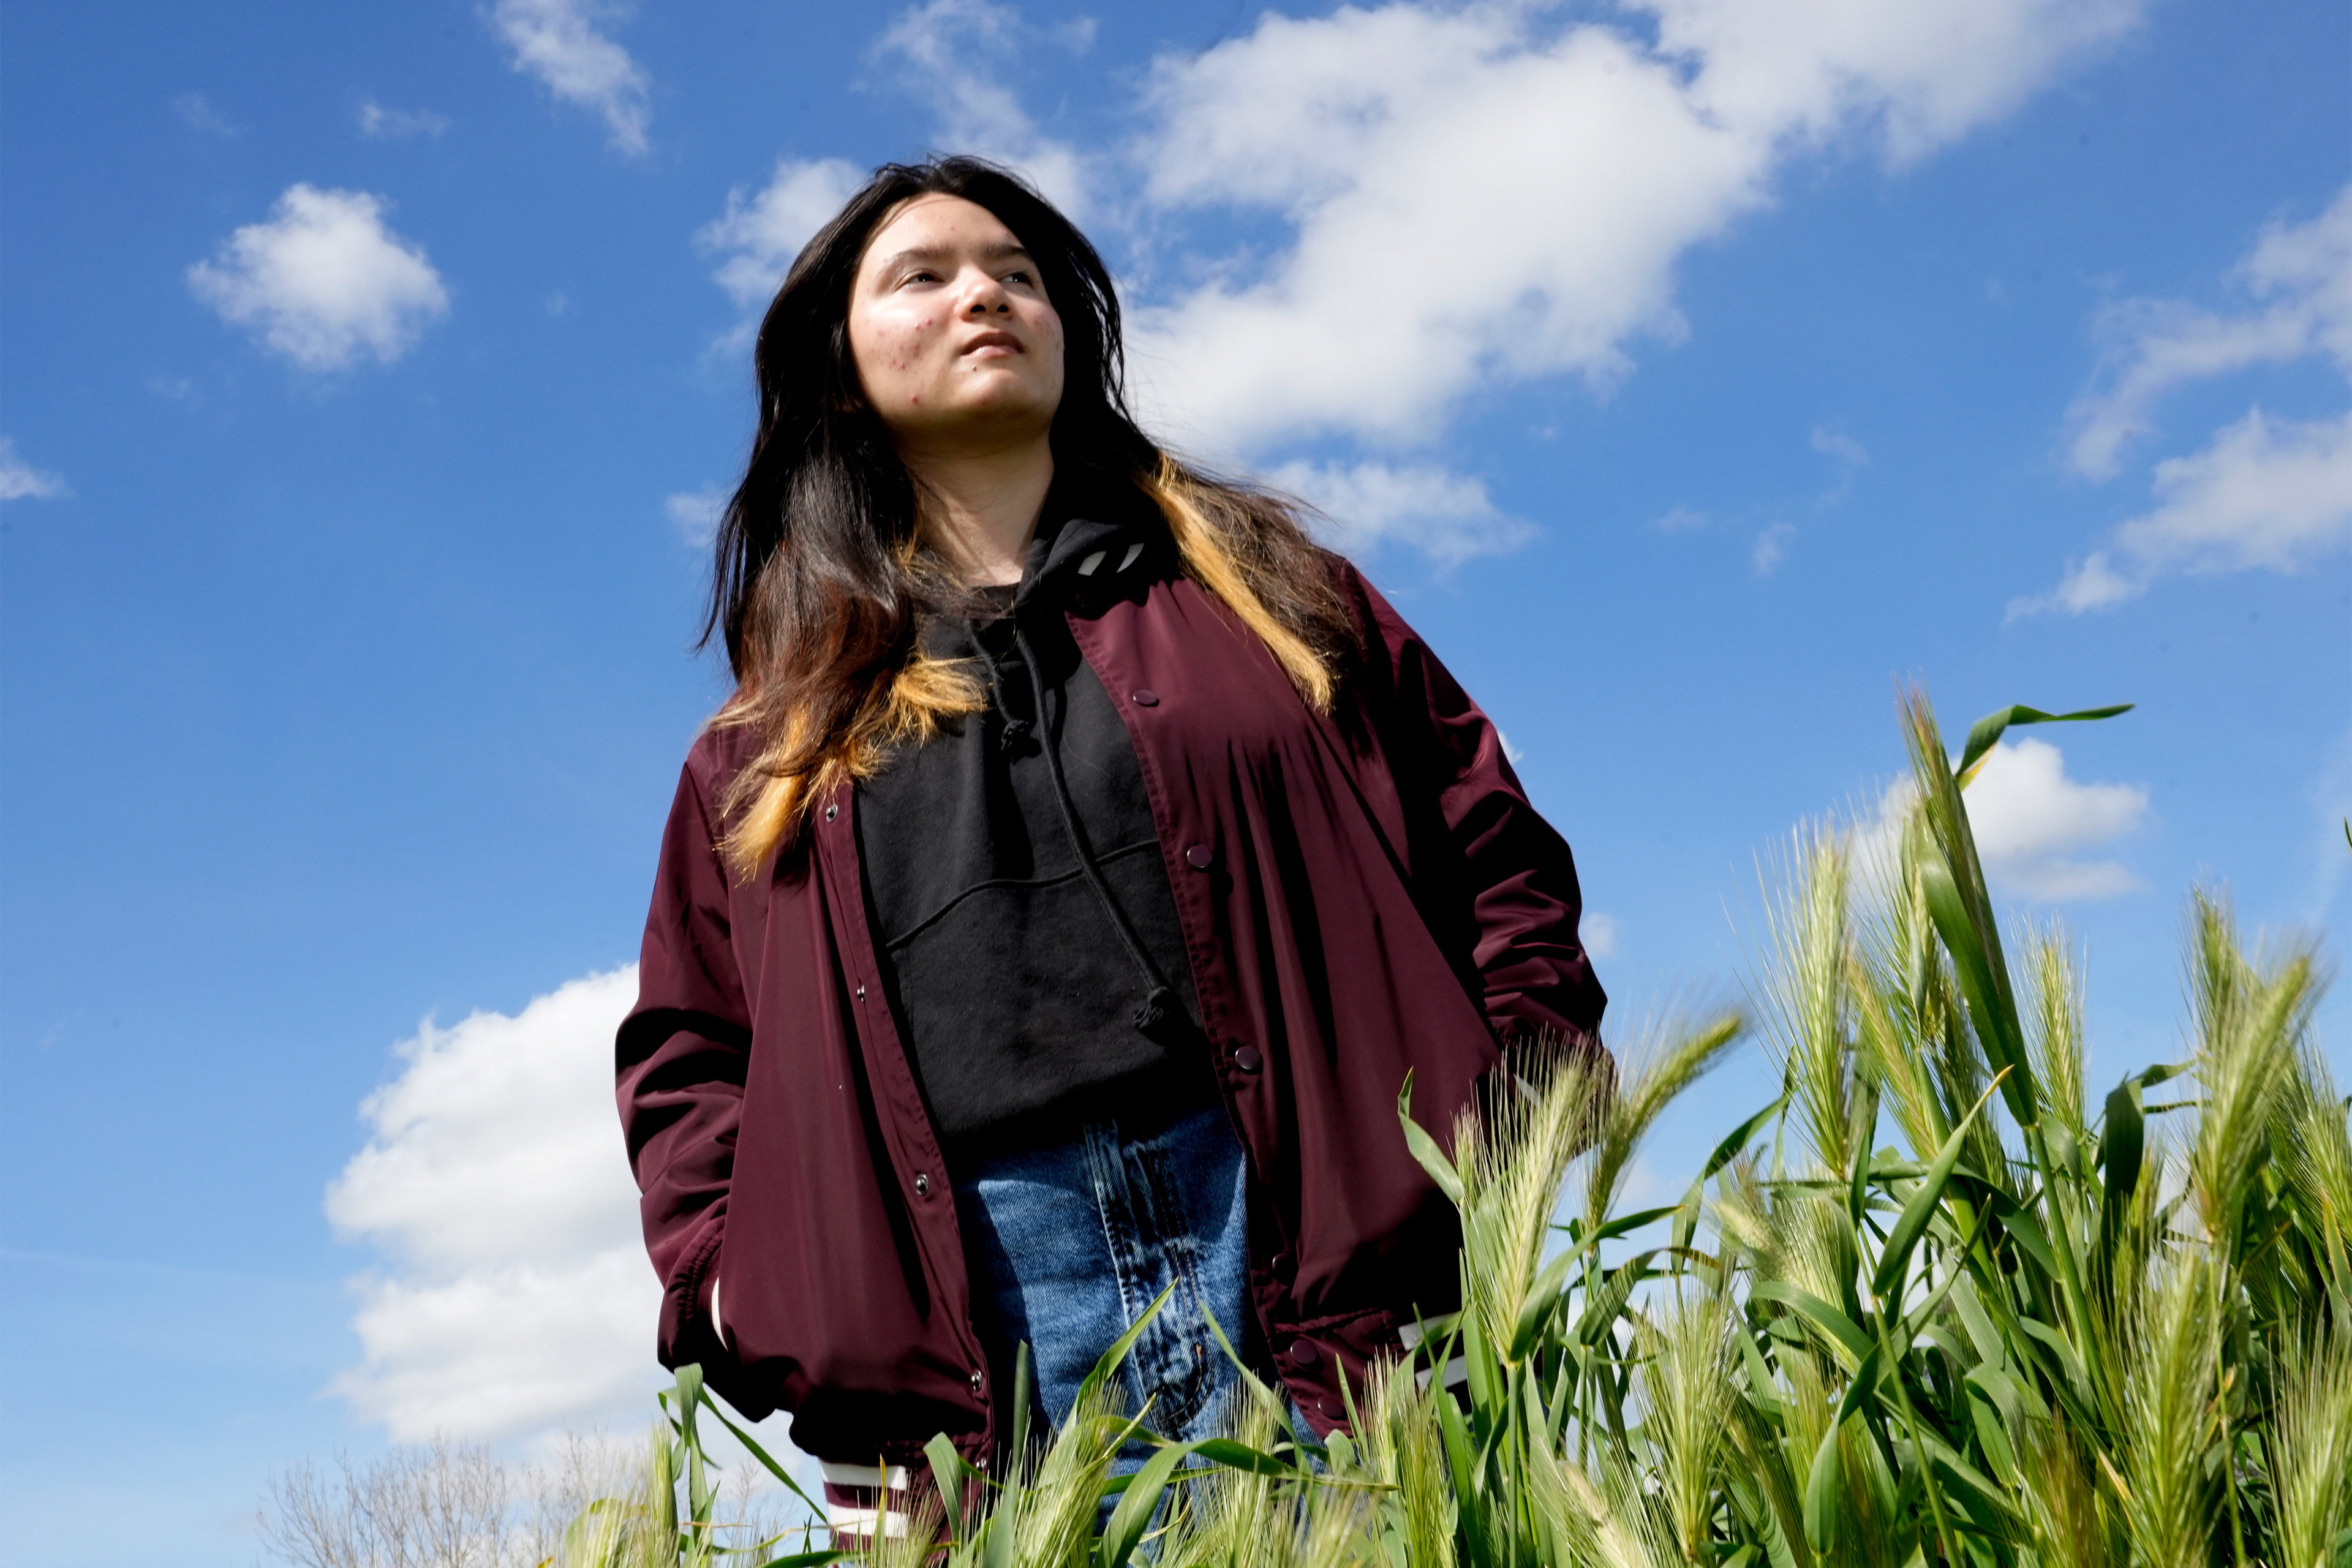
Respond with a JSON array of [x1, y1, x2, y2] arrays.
[[956, 1099, 1254, 1461]]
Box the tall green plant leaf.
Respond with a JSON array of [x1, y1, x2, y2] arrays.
[[1954, 703, 2134, 787], [1872, 1072, 2008, 1300]]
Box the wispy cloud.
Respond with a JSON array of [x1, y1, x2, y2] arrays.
[[0, 437, 67, 502], [2027, 409, 2352, 614], [172, 93, 239, 136], [1751, 522, 1795, 574], [875, 0, 1088, 215], [491, 0, 651, 156], [188, 185, 450, 371], [1267, 459, 1533, 568], [665, 486, 728, 548], [2066, 183, 2352, 481], [1581, 912, 1620, 962], [1811, 424, 1868, 468], [1811, 424, 1868, 505], [698, 157, 867, 312], [2020, 182, 2352, 614], [326, 968, 661, 1442], [358, 100, 451, 141]]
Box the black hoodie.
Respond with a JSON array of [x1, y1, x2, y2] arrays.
[[852, 499, 1212, 1162]]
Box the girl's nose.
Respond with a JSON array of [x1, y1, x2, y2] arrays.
[[963, 272, 1012, 315]]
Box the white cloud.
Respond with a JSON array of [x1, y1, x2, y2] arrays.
[[326, 967, 660, 1442], [1266, 459, 1532, 566], [359, 101, 451, 141], [0, 437, 67, 502], [2067, 183, 2352, 481], [666, 486, 728, 548], [491, 0, 651, 156], [1963, 737, 2149, 900], [1638, 0, 2141, 163], [2025, 182, 2352, 612], [699, 157, 867, 311], [2029, 407, 2352, 612], [876, 0, 1087, 216], [189, 186, 450, 371], [1123, 0, 2142, 458], [1853, 736, 2149, 903], [1751, 521, 1795, 573], [1653, 506, 1709, 532]]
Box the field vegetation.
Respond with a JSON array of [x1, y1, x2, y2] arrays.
[[268, 691, 2352, 1568]]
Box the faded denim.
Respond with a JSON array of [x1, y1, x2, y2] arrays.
[[956, 1099, 1253, 1463]]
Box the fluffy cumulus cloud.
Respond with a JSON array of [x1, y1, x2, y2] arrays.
[[492, 0, 651, 155], [1964, 738, 2150, 900], [2024, 181, 2352, 613], [1854, 737, 2149, 903], [326, 968, 661, 1442], [699, 0, 2141, 563], [0, 437, 67, 502], [1121, 0, 2140, 459], [188, 185, 450, 370]]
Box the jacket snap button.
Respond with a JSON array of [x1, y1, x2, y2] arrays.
[[1231, 1045, 1263, 1074], [1270, 1251, 1296, 1283], [824, 803, 838, 822], [970, 1369, 986, 1396], [1289, 1339, 1321, 1368], [854, 984, 865, 1001], [1317, 1396, 1343, 1421], [1185, 844, 1213, 870], [913, 1172, 931, 1197], [1130, 688, 1159, 707]]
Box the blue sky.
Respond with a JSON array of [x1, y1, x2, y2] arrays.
[[2, 1, 2347, 1559]]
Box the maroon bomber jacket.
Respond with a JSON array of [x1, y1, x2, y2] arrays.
[[616, 536, 1607, 1470]]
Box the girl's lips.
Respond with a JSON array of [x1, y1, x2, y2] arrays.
[[961, 330, 1022, 356]]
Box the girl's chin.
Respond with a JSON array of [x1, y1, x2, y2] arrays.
[[920, 384, 1059, 424]]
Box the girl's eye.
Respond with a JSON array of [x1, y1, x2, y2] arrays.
[[1005, 270, 1033, 286]]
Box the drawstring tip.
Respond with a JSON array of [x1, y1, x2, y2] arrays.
[[1133, 986, 1176, 1033]]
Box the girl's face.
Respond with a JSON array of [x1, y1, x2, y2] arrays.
[[846, 194, 1066, 458]]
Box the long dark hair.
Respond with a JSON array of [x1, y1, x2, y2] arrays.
[[705, 155, 1356, 878]]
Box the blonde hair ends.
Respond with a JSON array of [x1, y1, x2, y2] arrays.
[[714, 456, 1340, 882]]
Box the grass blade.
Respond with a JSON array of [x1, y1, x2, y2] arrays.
[[1872, 1071, 2008, 1301]]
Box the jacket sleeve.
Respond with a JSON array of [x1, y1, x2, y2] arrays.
[[617, 750, 751, 1383], [1338, 560, 1607, 1055]]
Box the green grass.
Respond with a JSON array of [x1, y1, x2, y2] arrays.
[[560, 689, 2352, 1568]]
